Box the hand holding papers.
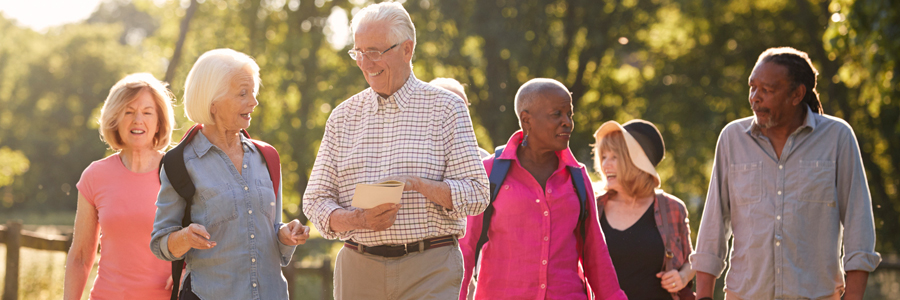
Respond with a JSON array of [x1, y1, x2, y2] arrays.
[[351, 180, 405, 209]]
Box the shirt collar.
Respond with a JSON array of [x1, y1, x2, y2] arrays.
[[746, 106, 818, 137], [499, 130, 581, 168], [191, 129, 256, 158], [364, 72, 417, 115]]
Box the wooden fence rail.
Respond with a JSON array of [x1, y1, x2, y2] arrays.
[[0, 220, 332, 300]]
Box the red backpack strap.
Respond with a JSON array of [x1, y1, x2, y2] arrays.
[[241, 130, 281, 193]]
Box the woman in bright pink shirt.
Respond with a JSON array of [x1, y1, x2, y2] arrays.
[[459, 78, 626, 300], [64, 73, 176, 300]]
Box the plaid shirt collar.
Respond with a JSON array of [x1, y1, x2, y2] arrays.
[[363, 72, 417, 115]]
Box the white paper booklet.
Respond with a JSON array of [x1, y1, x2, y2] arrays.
[[350, 180, 405, 209]]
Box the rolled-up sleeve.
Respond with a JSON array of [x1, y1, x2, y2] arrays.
[[150, 166, 188, 261], [438, 99, 489, 219], [271, 170, 297, 266], [690, 130, 733, 278], [303, 111, 353, 240], [836, 126, 881, 272]]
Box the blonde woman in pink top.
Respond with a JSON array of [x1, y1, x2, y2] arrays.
[[64, 73, 176, 300]]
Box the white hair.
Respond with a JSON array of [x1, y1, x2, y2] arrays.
[[350, 2, 416, 49], [514, 78, 571, 127], [183, 48, 260, 125], [429, 77, 468, 104]]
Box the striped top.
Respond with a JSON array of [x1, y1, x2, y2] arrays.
[[302, 73, 490, 246]]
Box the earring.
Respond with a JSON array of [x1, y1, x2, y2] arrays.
[[521, 134, 529, 147]]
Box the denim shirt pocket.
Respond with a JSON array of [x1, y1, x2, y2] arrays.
[[798, 160, 837, 204], [728, 161, 762, 205], [257, 178, 277, 223], [198, 184, 238, 228]]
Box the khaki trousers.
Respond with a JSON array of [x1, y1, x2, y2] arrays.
[[725, 291, 841, 300], [334, 243, 464, 300]]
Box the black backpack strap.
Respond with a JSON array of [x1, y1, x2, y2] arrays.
[[567, 165, 589, 260], [160, 124, 203, 300], [473, 145, 512, 281]]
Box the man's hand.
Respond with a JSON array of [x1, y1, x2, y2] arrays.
[[378, 175, 419, 191], [278, 219, 310, 246], [360, 203, 402, 231], [378, 175, 453, 209]]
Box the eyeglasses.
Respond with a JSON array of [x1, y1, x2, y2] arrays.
[[348, 43, 399, 62]]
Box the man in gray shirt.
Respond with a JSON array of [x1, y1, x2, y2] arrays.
[[691, 47, 881, 300]]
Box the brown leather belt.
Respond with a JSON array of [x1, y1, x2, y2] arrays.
[[344, 235, 456, 258]]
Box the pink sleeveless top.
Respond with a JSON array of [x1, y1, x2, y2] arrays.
[[76, 154, 170, 300]]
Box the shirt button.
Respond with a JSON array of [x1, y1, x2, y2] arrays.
[[544, 236, 549, 241], [543, 211, 549, 216], [548, 189, 553, 193], [535, 199, 540, 203], [777, 190, 782, 195], [542, 260, 547, 265], [243, 164, 248, 169], [504, 185, 509, 190], [244, 186, 249, 191], [250, 234, 255, 239], [252, 282, 257, 287], [252, 258, 256, 263], [776, 241, 781, 246], [541, 284, 546, 289], [271, 202, 276, 206], [778, 165, 783, 170], [776, 215, 781, 220], [249, 210, 253, 214]]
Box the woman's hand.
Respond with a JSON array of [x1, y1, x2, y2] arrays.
[[278, 219, 310, 246], [657, 269, 688, 293], [167, 223, 216, 257]]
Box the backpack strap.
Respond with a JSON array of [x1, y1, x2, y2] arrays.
[[567, 165, 589, 266], [159, 124, 202, 300], [241, 130, 281, 192], [473, 145, 512, 279]]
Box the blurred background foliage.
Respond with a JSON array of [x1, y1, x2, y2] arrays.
[[0, 0, 898, 298]]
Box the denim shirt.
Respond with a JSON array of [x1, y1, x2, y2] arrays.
[[691, 108, 881, 299], [150, 130, 296, 300]]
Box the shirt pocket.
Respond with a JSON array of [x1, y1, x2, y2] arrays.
[[257, 178, 278, 223], [198, 185, 238, 228], [797, 160, 836, 204], [728, 161, 762, 205]]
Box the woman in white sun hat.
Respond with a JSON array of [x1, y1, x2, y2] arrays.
[[593, 119, 696, 300]]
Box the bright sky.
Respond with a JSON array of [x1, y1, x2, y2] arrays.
[[0, 0, 104, 32]]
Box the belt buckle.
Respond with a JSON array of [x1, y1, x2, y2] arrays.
[[403, 243, 409, 255]]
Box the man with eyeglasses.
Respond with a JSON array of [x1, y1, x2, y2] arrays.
[[302, 2, 489, 300]]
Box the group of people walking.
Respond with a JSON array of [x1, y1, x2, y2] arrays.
[[63, 2, 880, 300]]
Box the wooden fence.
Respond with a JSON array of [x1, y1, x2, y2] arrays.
[[0, 220, 333, 300]]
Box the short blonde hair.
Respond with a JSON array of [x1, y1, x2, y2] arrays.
[[595, 131, 657, 198], [429, 78, 468, 105], [184, 49, 260, 125], [98, 73, 175, 151]]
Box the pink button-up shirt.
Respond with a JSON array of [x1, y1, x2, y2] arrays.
[[459, 131, 627, 300]]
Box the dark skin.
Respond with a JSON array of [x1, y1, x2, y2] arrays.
[[696, 61, 869, 300], [516, 88, 574, 190]]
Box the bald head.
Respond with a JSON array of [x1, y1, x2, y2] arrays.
[[515, 78, 572, 126]]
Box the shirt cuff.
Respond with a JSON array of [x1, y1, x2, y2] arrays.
[[157, 228, 186, 261], [274, 224, 298, 267], [689, 252, 727, 278], [843, 250, 881, 272]]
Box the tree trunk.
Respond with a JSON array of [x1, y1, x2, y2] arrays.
[[164, 0, 200, 83]]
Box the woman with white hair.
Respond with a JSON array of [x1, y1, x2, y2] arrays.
[[150, 48, 308, 300], [64, 73, 176, 300]]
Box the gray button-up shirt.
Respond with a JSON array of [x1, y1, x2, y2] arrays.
[[691, 107, 881, 299], [150, 131, 296, 300]]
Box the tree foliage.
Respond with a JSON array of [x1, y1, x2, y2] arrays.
[[0, 0, 897, 257]]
